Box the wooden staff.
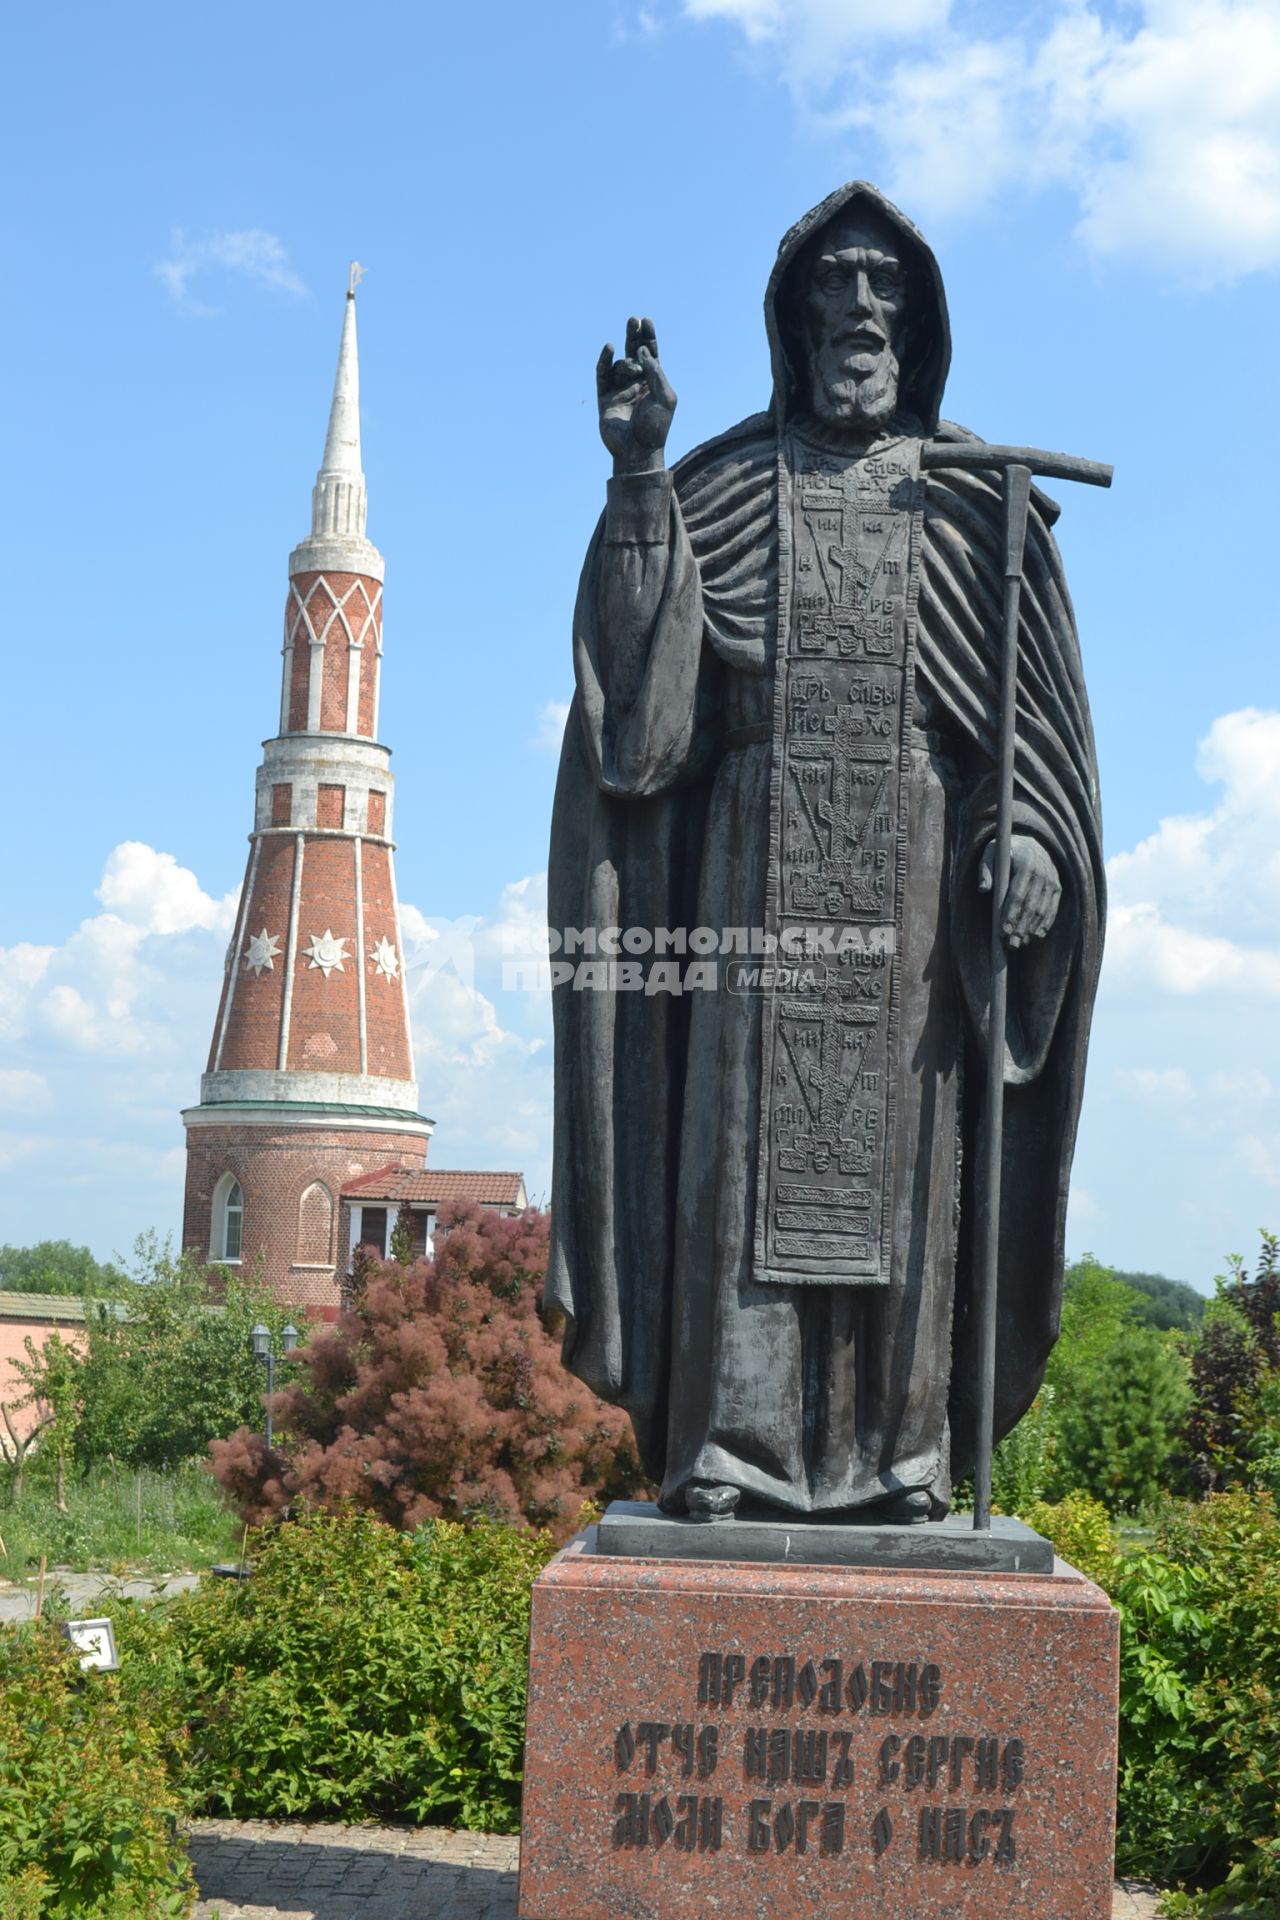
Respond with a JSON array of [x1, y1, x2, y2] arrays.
[[919, 441, 1113, 1531]]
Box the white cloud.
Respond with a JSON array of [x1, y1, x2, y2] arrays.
[[532, 698, 571, 757], [1211, 1069, 1273, 1098], [96, 841, 237, 936], [1070, 705, 1280, 1275], [0, 944, 55, 1043], [0, 1069, 50, 1112], [1, 853, 235, 1065], [1239, 1132, 1280, 1187], [0, 843, 557, 1250], [402, 872, 552, 1186], [1105, 902, 1280, 998], [155, 228, 307, 312], [1068, 1181, 1101, 1222], [1119, 1065, 1194, 1100], [686, 0, 949, 52], [681, 0, 1280, 280], [1105, 708, 1280, 997]]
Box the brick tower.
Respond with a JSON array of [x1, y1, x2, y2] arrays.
[[182, 277, 432, 1311]]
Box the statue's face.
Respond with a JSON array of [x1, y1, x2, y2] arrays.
[[804, 207, 908, 430]]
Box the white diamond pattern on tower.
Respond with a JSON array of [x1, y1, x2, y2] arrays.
[[244, 928, 283, 976], [369, 936, 400, 981], [303, 930, 349, 977]]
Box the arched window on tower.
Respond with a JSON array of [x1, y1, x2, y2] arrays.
[[296, 1181, 334, 1266], [211, 1174, 244, 1263]]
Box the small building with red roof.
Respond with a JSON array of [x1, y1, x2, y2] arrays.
[[340, 1166, 530, 1269]]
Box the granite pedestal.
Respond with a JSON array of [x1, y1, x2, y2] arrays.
[[518, 1529, 1120, 1920]]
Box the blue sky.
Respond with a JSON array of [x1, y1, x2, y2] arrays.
[[4, 0, 1280, 1287]]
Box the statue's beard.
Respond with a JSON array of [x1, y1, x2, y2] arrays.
[[808, 342, 901, 432]]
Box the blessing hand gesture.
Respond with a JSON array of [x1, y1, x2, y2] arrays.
[[597, 316, 677, 477]]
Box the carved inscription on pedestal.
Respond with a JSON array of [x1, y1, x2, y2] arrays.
[[608, 1648, 1029, 1870], [755, 438, 923, 1287]]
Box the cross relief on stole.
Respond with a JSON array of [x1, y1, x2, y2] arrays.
[[754, 441, 923, 1289]]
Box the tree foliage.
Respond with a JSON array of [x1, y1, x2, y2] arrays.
[[74, 1234, 297, 1470], [11, 1331, 81, 1512], [0, 1240, 125, 1298], [1035, 1256, 1191, 1511], [210, 1204, 648, 1541], [1113, 1268, 1207, 1334], [1184, 1232, 1280, 1495], [389, 1199, 416, 1269]]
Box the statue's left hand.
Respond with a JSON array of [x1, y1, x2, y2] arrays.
[[979, 835, 1061, 949]]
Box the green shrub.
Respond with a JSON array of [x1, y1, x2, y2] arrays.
[[1025, 1489, 1280, 1911], [0, 1866, 49, 1920], [1095, 1491, 1280, 1914], [107, 1508, 557, 1832], [0, 1620, 193, 1916], [1024, 1490, 1119, 1587], [990, 1387, 1059, 1511]]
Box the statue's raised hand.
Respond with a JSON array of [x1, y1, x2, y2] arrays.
[[597, 316, 677, 476]]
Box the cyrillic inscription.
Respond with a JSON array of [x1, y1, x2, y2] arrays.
[[609, 1650, 1028, 1869], [755, 438, 923, 1288]]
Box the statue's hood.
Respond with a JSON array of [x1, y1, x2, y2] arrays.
[[764, 181, 951, 434]]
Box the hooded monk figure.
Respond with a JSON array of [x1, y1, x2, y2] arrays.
[[546, 183, 1104, 1523]]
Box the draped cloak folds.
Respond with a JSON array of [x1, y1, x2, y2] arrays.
[[546, 182, 1105, 1516]]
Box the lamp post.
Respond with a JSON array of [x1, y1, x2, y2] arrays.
[[251, 1321, 299, 1452]]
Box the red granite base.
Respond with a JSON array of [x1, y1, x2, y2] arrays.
[[518, 1532, 1119, 1920]]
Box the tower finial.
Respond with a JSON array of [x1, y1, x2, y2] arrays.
[[309, 285, 368, 540], [289, 281, 383, 578]]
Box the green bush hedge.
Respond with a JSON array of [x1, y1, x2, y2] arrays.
[[1034, 1489, 1280, 1915], [108, 1508, 557, 1833], [61, 1491, 1280, 1907], [0, 1620, 193, 1917]]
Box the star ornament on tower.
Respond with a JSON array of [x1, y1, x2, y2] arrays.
[[368, 935, 400, 981], [244, 929, 282, 977], [303, 930, 349, 977]]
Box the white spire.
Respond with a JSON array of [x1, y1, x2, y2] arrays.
[[312, 280, 365, 538], [290, 267, 384, 581]]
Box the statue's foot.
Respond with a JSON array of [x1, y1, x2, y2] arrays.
[[685, 1481, 741, 1521], [876, 1489, 933, 1524]]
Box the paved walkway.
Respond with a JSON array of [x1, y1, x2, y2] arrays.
[[0, 1570, 199, 1622], [190, 1822, 521, 1920], [188, 1819, 1167, 1918]]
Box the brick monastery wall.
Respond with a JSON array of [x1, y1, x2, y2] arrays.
[[183, 1123, 429, 1311], [214, 832, 296, 1071], [285, 570, 382, 740], [286, 837, 362, 1074], [361, 840, 412, 1079]]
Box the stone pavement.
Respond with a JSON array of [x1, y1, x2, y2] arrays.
[[0, 1569, 199, 1623], [188, 1819, 1167, 1918], [189, 1821, 520, 1920]]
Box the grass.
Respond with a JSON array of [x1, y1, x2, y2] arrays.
[[0, 1459, 241, 1580]]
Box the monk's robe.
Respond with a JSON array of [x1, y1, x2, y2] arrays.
[[547, 181, 1104, 1517]]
